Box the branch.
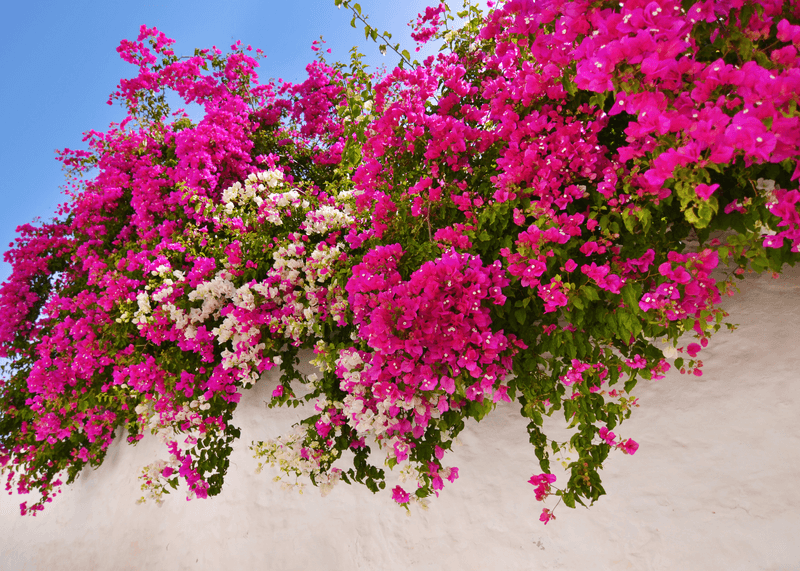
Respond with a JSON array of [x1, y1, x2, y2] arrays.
[[334, 0, 417, 68]]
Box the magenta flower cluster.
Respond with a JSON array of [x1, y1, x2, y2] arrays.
[[2, 0, 800, 523]]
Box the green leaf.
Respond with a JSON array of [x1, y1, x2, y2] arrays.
[[622, 212, 636, 234], [583, 286, 600, 301], [621, 284, 641, 314], [353, 2, 361, 14]]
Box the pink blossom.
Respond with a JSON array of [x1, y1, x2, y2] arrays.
[[598, 426, 616, 445], [695, 183, 720, 201], [392, 485, 411, 504], [446, 467, 459, 483], [625, 354, 647, 369], [620, 439, 639, 455], [529, 473, 556, 501]]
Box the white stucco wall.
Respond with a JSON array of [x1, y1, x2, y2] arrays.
[[1, 267, 799, 571]]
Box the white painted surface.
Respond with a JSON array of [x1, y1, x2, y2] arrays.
[[2, 267, 799, 571]]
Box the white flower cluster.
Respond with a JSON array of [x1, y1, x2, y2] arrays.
[[250, 424, 342, 497], [136, 459, 172, 506], [116, 263, 188, 330], [182, 169, 356, 351], [301, 204, 355, 235], [263, 239, 348, 343], [143, 400, 207, 445], [221, 170, 284, 213], [756, 178, 778, 205], [186, 271, 236, 329], [131, 292, 152, 329], [152, 269, 189, 329], [181, 271, 266, 386], [261, 189, 308, 226], [755, 178, 779, 237], [218, 170, 338, 235], [139, 176, 353, 390]]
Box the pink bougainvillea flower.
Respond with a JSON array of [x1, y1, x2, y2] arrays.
[[446, 467, 459, 483], [686, 343, 702, 358], [528, 473, 556, 501], [439, 376, 456, 394], [598, 426, 616, 445], [695, 183, 720, 200], [625, 354, 647, 369], [391, 485, 410, 504]]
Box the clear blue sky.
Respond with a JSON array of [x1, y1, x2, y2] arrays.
[[0, 0, 461, 283]]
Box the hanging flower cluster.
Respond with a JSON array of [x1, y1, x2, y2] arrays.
[[2, 0, 800, 523]]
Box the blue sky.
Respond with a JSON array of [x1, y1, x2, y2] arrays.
[[0, 0, 464, 283]]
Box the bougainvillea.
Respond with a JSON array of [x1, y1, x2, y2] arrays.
[[2, 0, 800, 523]]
